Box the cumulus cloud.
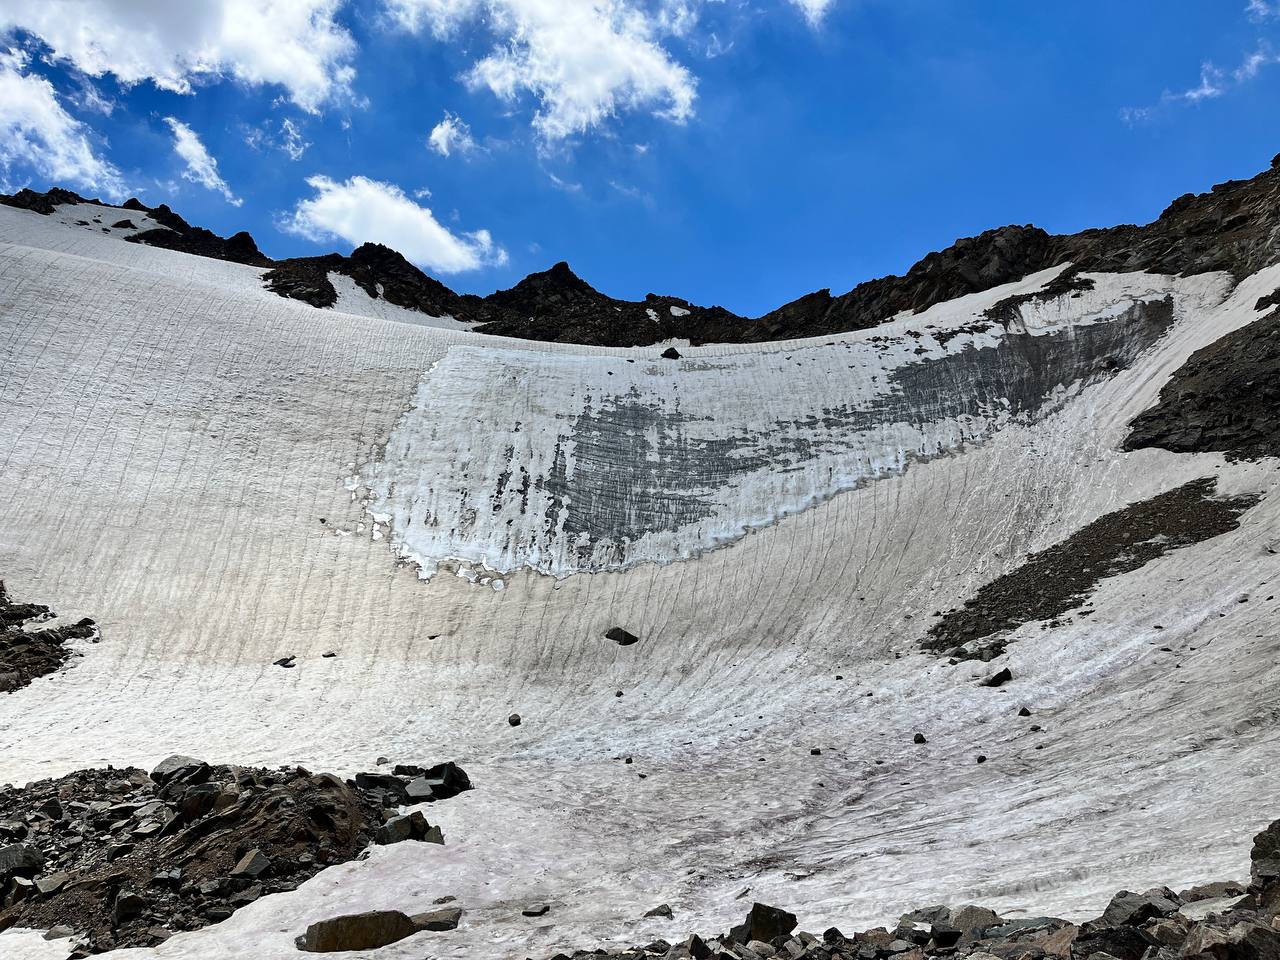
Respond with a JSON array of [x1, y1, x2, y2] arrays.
[[164, 117, 240, 205], [428, 111, 478, 157], [0, 48, 123, 195], [0, 0, 356, 112], [280, 174, 505, 273], [386, 0, 696, 142]]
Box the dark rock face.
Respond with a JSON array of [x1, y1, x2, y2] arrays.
[[127, 202, 270, 267], [0, 580, 97, 694], [1125, 298, 1280, 460], [926, 478, 1260, 656], [0, 187, 90, 215], [0, 757, 469, 953], [1250, 818, 1280, 915]]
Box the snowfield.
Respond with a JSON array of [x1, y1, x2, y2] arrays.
[[1, 202, 1279, 959]]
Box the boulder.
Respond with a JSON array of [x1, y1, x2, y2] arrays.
[[731, 902, 798, 944], [605, 627, 640, 646], [179, 783, 221, 820], [298, 910, 421, 952], [1098, 888, 1180, 927], [1070, 924, 1157, 960], [0, 842, 44, 881], [645, 903, 674, 918], [983, 668, 1013, 688], [354, 772, 410, 803], [1180, 881, 1247, 903], [522, 903, 551, 917], [661, 347, 682, 359], [113, 890, 147, 925], [149, 755, 209, 786], [508, 713, 522, 726], [375, 811, 443, 846], [951, 904, 1004, 935], [411, 906, 462, 931], [230, 848, 270, 878]]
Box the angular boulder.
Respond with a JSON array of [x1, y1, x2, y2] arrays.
[[149, 755, 209, 787], [298, 910, 421, 952], [605, 627, 640, 646], [411, 906, 462, 931], [731, 902, 798, 944]]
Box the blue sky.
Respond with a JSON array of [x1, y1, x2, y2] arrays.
[[4, 1, 1280, 315]]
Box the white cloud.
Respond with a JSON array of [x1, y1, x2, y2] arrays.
[[164, 117, 241, 206], [1247, 1, 1279, 21], [280, 118, 310, 160], [1177, 62, 1225, 103], [280, 174, 506, 273], [428, 111, 478, 157], [0, 48, 123, 195], [790, 0, 836, 25], [387, 0, 697, 142], [0, 0, 357, 112]]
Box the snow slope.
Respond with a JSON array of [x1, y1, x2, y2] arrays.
[[1, 202, 1279, 958]]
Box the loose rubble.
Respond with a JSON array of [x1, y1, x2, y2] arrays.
[[534, 813, 1280, 959], [0, 756, 469, 953], [0, 580, 98, 694], [925, 478, 1259, 658]]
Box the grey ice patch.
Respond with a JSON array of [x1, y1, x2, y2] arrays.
[[359, 283, 1178, 579]]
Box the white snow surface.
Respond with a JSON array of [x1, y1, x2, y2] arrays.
[[1, 201, 1280, 958]]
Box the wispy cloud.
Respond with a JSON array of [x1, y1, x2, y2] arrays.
[[1247, 1, 1279, 22], [164, 117, 240, 205], [1121, 42, 1279, 124]]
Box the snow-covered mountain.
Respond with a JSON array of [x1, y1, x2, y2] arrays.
[[1, 158, 1280, 959]]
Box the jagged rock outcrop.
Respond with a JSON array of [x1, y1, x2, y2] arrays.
[[1124, 292, 1280, 460], [126, 203, 270, 267], [0, 187, 94, 215]]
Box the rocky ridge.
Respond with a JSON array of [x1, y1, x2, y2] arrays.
[[0, 757, 469, 954], [10, 152, 1280, 346], [533, 815, 1280, 960]]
